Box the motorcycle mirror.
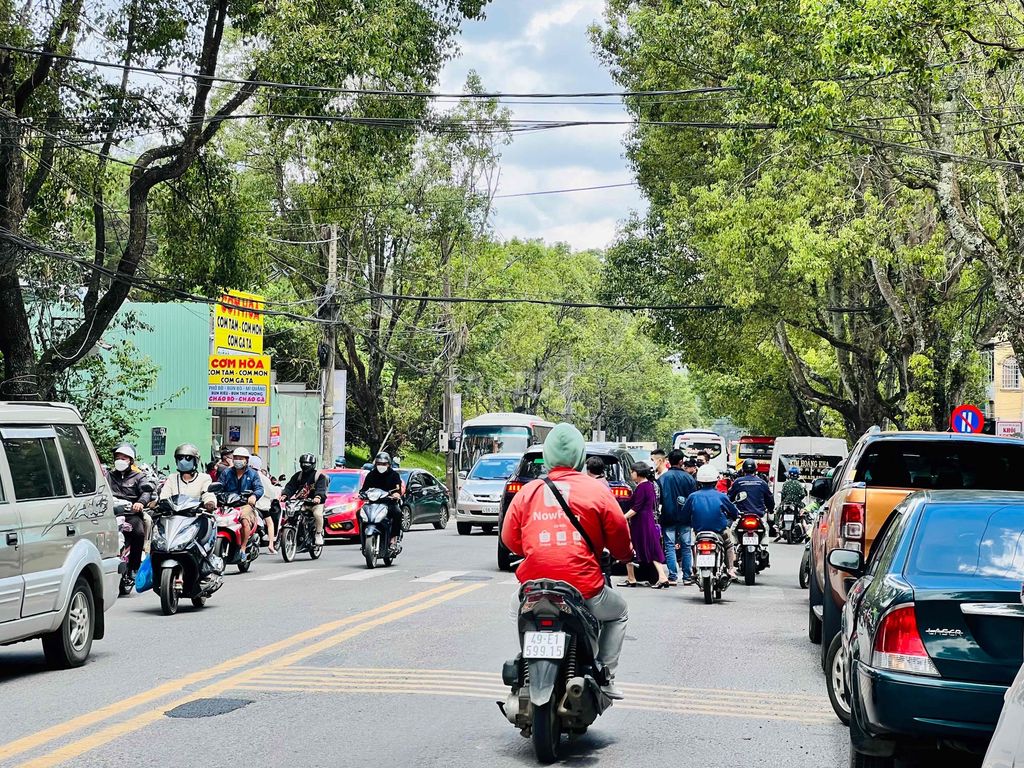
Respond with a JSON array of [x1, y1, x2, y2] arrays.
[[209, 482, 224, 493]]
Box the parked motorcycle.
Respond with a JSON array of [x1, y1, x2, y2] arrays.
[[150, 492, 224, 616], [735, 513, 770, 585], [215, 492, 260, 573], [694, 530, 732, 604], [358, 487, 401, 569], [280, 498, 324, 562], [500, 579, 613, 763]]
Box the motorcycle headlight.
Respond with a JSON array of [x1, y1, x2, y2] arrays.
[[151, 527, 166, 548], [358, 508, 369, 522], [169, 524, 200, 549]]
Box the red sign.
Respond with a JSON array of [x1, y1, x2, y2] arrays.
[[950, 404, 985, 434], [269, 425, 281, 448]]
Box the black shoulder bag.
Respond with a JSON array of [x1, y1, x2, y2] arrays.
[[543, 478, 613, 588]]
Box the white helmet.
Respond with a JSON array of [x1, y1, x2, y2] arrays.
[[232, 447, 251, 459], [248, 454, 263, 472], [696, 464, 718, 484]]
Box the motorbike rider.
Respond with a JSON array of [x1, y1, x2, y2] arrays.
[[780, 466, 806, 505], [250, 455, 282, 552], [210, 446, 233, 480], [359, 452, 403, 547], [280, 453, 328, 547], [682, 464, 741, 579], [107, 443, 153, 581], [159, 443, 217, 510], [500, 423, 634, 700], [216, 447, 263, 561], [729, 458, 775, 535]]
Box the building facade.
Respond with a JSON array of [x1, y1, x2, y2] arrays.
[[982, 341, 1024, 436]]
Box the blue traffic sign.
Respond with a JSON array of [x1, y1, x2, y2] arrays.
[[950, 404, 985, 434]]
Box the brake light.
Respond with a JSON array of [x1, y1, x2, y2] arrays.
[[696, 540, 715, 554], [872, 605, 938, 676], [506, 481, 524, 495], [740, 515, 760, 530], [611, 486, 632, 500], [841, 502, 865, 546], [538, 618, 556, 628]]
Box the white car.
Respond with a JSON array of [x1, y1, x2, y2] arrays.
[[455, 453, 520, 535], [982, 585, 1024, 768]]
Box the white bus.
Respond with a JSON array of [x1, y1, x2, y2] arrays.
[[671, 429, 730, 473], [457, 413, 555, 477]]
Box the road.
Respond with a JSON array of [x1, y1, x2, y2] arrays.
[[0, 526, 847, 767]]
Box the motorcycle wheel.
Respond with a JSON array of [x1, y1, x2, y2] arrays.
[[237, 557, 251, 573], [191, 595, 207, 609], [118, 572, 133, 597], [281, 527, 297, 562], [363, 535, 377, 569], [703, 575, 713, 605], [744, 552, 756, 586], [160, 568, 179, 616], [799, 551, 810, 590], [309, 540, 323, 560], [531, 701, 561, 764]]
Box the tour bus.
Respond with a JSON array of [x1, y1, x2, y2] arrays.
[[671, 429, 730, 472], [735, 435, 776, 474], [457, 413, 555, 479], [768, 435, 849, 504]]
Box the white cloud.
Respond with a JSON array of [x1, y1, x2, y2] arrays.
[[524, 0, 604, 47]]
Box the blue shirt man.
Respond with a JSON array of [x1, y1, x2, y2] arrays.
[[683, 467, 741, 577], [216, 448, 263, 561], [728, 461, 775, 518], [657, 451, 699, 584]]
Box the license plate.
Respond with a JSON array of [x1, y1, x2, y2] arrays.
[[696, 554, 716, 567], [523, 631, 566, 659], [743, 535, 759, 546], [783, 514, 794, 522], [480, 504, 498, 515]]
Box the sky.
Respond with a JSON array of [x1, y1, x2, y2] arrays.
[[439, 0, 646, 251]]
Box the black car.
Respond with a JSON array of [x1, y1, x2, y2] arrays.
[[831, 490, 1024, 767], [495, 442, 638, 571], [397, 469, 451, 531]]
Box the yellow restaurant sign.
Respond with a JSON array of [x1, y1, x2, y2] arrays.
[[208, 354, 271, 406], [214, 290, 264, 354]]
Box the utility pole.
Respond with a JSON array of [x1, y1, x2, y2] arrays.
[[321, 223, 338, 468], [441, 237, 458, 501]]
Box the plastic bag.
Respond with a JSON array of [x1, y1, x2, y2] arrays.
[[135, 555, 153, 593]]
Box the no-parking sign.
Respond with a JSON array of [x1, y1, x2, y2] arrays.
[[950, 404, 985, 434]]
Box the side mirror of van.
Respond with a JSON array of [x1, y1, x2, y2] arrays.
[[458, 471, 468, 481]]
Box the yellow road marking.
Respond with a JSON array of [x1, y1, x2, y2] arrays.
[[1, 582, 466, 766]]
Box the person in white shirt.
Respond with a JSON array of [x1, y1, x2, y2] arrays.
[[249, 454, 282, 553], [160, 444, 217, 509]]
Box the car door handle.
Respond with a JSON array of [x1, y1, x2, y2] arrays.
[[5, 532, 17, 546], [66, 525, 77, 536]]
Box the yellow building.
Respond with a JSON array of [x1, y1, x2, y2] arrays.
[[982, 341, 1024, 436]]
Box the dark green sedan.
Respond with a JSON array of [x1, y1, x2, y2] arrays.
[[830, 490, 1024, 768], [397, 469, 451, 531]]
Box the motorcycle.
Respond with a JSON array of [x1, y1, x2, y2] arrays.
[[777, 501, 807, 544], [500, 580, 613, 763], [215, 492, 260, 573], [358, 487, 401, 569], [150, 492, 224, 616], [694, 530, 732, 604], [735, 513, 770, 586], [280, 498, 324, 562]]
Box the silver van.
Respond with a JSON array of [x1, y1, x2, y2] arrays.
[[0, 402, 120, 667]]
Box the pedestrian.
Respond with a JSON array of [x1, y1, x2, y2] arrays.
[[211, 446, 233, 479], [650, 448, 669, 478], [586, 456, 610, 486], [620, 461, 670, 589], [658, 449, 698, 585]]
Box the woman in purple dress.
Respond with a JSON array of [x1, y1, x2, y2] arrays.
[[619, 461, 670, 589]]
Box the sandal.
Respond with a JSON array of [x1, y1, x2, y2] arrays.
[[617, 579, 639, 587], [652, 582, 670, 590]]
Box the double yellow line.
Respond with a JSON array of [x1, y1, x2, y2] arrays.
[[1, 582, 484, 768], [236, 666, 837, 726]]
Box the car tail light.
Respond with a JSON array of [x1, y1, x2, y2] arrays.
[[740, 515, 760, 530], [841, 502, 865, 547], [611, 486, 632, 500], [506, 481, 524, 495], [696, 540, 715, 554], [872, 605, 938, 676]]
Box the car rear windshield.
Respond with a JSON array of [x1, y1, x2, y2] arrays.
[[328, 473, 361, 493], [778, 454, 844, 480], [470, 457, 519, 480], [518, 455, 621, 480], [854, 440, 1024, 490], [907, 503, 1024, 581]]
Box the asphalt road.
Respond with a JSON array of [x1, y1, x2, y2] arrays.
[[0, 525, 848, 767]]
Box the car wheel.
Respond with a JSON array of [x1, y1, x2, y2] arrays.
[[822, 590, 840, 671], [457, 522, 472, 536], [808, 552, 823, 644], [42, 577, 95, 668], [799, 548, 810, 589], [433, 504, 449, 530], [401, 505, 412, 532], [849, 750, 894, 768], [826, 635, 852, 726]]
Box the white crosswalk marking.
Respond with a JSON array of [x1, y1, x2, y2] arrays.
[[415, 570, 470, 583], [330, 569, 400, 581], [253, 569, 316, 581]]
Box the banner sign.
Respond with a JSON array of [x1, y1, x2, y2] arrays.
[[208, 355, 272, 406], [269, 425, 281, 447], [214, 290, 265, 355], [997, 420, 1023, 437]]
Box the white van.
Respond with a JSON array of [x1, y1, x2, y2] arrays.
[[0, 402, 120, 667], [672, 430, 730, 473], [769, 436, 849, 504]]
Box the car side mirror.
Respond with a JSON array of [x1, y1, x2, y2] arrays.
[[208, 482, 224, 494], [828, 548, 864, 576], [458, 471, 468, 481], [810, 478, 832, 502]]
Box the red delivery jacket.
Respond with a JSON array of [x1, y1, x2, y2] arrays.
[[501, 467, 633, 599]]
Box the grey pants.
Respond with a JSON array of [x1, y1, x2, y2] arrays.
[[508, 585, 629, 677]]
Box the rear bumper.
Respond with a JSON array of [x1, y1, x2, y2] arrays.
[[855, 659, 1006, 741]]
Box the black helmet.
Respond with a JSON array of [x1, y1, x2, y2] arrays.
[[299, 453, 316, 470], [742, 458, 757, 474], [173, 443, 201, 460], [375, 451, 391, 465]]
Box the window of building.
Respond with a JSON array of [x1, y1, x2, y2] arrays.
[[980, 349, 995, 383], [1002, 357, 1021, 390]]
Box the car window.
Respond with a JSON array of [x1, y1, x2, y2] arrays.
[[470, 457, 518, 480], [420, 473, 437, 488], [866, 508, 907, 576], [2, 433, 69, 501], [906, 503, 1024, 581], [328, 473, 361, 493], [777, 453, 844, 481], [55, 425, 97, 496], [519, 455, 546, 480], [855, 440, 1024, 490]]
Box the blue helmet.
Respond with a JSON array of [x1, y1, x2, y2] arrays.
[[787, 466, 800, 478]]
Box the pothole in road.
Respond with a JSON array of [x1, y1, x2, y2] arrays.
[[165, 698, 253, 719], [451, 574, 493, 582]]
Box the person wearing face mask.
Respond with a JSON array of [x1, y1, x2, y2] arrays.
[[280, 453, 328, 547], [217, 447, 263, 561], [107, 442, 154, 582], [160, 443, 217, 510], [359, 451, 403, 547]]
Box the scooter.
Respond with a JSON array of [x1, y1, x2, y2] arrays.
[[694, 530, 732, 604], [357, 487, 401, 569], [280, 499, 324, 562], [500, 579, 613, 763], [215, 492, 260, 573], [777, 501, 806, 544], [150, 492, 224, 616], [735, 513, 770, 585]]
